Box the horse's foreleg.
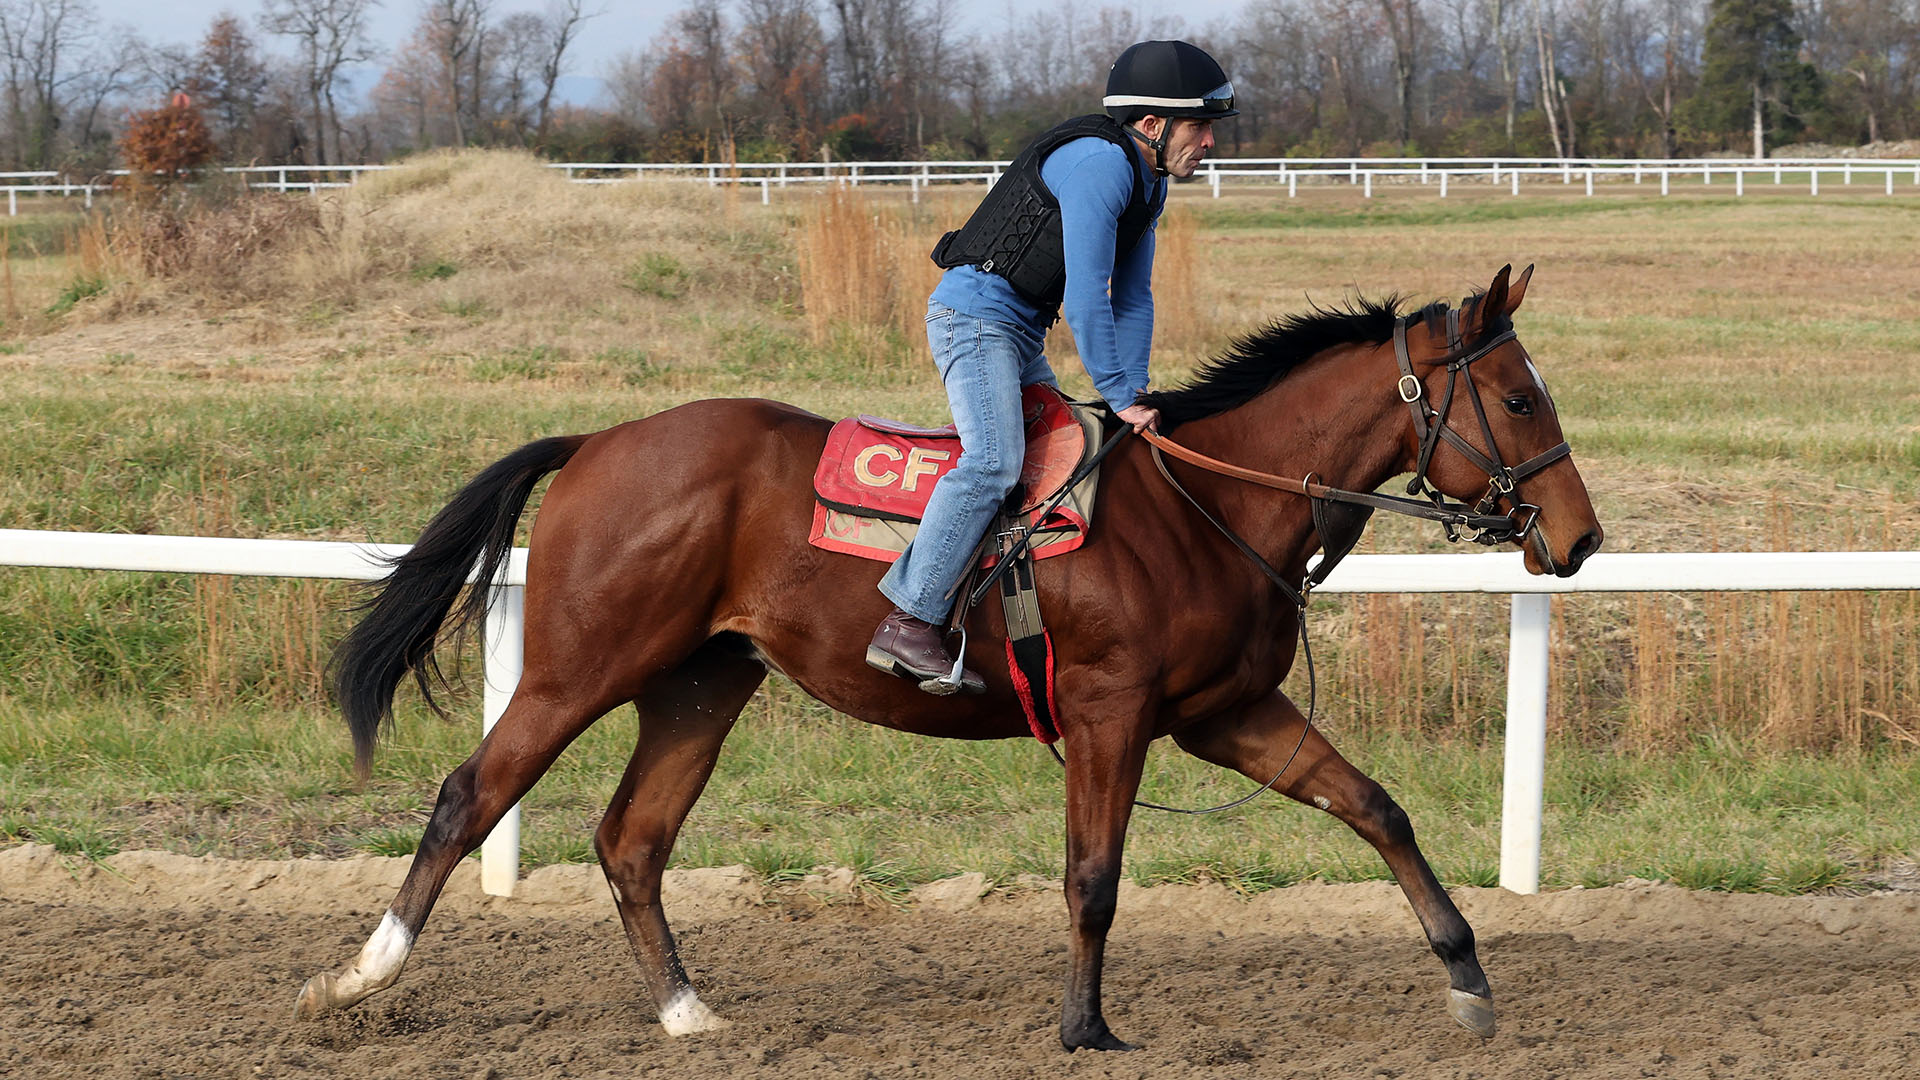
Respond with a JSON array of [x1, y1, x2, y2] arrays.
[[1058, 715, 1152, 1052], [595, 645, 763, 1037], [1173, 693, 1495, 1038], [294, 683, 613, 1021]]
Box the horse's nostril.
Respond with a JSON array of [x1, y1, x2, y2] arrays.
[[1567, 530, 1602, 567]]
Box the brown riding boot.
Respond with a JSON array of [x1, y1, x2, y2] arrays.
[[865, 609, 983, 694]]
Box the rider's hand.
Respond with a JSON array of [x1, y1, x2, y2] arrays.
[[1116, 403, 1161, 435]]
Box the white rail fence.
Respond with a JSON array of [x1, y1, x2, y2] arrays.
[[4, 528, 1918, 898], [4, 156, 1915, 214]]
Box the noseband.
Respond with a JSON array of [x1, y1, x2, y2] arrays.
[[1394, 302, 1570, 546]]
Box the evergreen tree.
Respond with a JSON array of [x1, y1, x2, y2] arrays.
[[1696, 0, 1823, 157]]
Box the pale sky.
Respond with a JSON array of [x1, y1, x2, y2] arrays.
[[94, 1, 1200, 107]]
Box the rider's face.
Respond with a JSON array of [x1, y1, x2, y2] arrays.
[[1143, 117, 1216, 178]]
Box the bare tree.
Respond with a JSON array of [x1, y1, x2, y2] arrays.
[[736, 0, 827, 150], [1532, 0, 1573, 155], [1492, 0, 1522, 141], [0, 0, 100, 169], [1378, 0, 1419, 143], [421, 0, 488, 145], [261, 0, 379, 165], [532, 0, 590, 145], [193, 14, 272, 160], [603, 47, 653, 128], [494, 11, 545, 140], [1437, 0, 1494, 123], [1619, 0, 1696, 155], [67, 24, 139, 168]]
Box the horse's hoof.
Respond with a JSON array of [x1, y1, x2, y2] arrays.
[[659, 990, 731, 1037], [293, 974, 335, 1022], [1062, 1027, 1140, 1052], [1448, 988, 1496, 1038]]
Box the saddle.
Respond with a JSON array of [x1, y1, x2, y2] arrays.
[[808, 384, 1103, 566]]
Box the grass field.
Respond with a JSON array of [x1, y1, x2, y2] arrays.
[[1, 151, 1917, 893]]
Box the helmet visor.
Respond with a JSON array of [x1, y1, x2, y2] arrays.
[[1198, 82, 1235, 114]]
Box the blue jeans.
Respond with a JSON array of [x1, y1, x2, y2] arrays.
[[879, 300, 1057, 623]]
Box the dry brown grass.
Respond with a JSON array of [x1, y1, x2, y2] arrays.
[[48, 150, 791, 377], [794, 185, 1219, 382], [794, 183, 941, 371]]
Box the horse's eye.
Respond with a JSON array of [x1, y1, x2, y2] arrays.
[[1504, 396, 1533, 417]]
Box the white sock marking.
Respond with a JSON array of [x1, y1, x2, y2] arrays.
[[659, 988, 730, 1036], [335, 911, 414, 1001]]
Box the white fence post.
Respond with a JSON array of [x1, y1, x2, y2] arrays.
[[1439, 172, 1448, 198], [1500, 593, 1552, 895], [1363, 172, 1372, 198], [481, 584, 525, 897]]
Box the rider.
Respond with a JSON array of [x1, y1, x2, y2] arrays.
[[867, 39, 1237, 691]]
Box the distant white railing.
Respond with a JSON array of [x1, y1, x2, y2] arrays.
[[3, 156, 1914, 214], [3, 528, 1918, 896]]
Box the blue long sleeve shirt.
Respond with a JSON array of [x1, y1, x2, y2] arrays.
[[929, 135, 1167, 411]]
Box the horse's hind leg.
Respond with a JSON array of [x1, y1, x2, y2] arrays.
[[293, 677, 626, 1020], [594, 642, 764, 1037], [1173, 691, 1495, 1038]]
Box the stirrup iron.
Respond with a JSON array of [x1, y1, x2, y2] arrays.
[[913, 626, 975, 691]]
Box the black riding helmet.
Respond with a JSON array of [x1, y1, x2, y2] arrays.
[[1104, 40, 1236, 175]]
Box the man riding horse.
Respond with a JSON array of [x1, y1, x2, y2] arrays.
[[866, 40, 1238, 689]]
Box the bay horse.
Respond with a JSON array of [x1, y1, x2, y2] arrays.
[[294, 264, 1601, 1050]]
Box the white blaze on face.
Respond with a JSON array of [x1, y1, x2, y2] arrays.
[[1522, 355, 1556, 414], [659, 987, 731, 1036], [334, 911, 415, 1000]]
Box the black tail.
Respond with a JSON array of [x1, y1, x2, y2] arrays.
[[330, 435, 589, 780]]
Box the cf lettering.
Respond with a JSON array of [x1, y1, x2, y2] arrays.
[[901, 448, 950, 492], [854, 445, 902, 487]]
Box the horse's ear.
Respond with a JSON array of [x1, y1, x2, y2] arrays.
[[1503, 264, 1534, 316], [1473, 264, 1512, 334]]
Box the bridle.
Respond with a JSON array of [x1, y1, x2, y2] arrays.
[[1393, 299, 1571, 547], [1144, 300, 1574, 583]]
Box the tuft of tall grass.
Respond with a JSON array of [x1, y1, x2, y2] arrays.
[[793, 183, 939, 372], [1149, 205, 1214, 360]]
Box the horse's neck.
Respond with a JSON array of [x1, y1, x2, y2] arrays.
[[1171, 342, 1405, 575]]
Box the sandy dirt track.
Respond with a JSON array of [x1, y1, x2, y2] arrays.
[[3, 845, 1918, 1080]]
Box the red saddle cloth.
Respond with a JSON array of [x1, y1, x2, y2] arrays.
[[810, 384, 1101, 564]]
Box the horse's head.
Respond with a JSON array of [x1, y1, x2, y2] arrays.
[[1396, 265, 1603, 577]]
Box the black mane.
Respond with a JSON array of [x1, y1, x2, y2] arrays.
[[1137, 295, 1405, 430]]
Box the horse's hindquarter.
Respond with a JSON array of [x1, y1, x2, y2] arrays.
[[525, 397, 1030, 739]]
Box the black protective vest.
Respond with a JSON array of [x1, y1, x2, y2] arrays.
[[930, 115, 1159, 311]]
